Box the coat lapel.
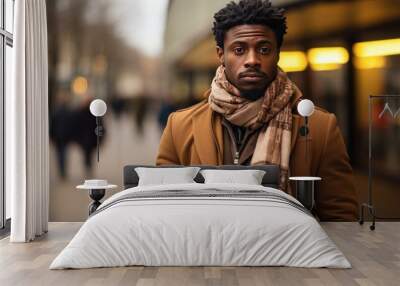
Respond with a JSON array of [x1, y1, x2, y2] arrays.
[[192, 105, 223, 165], [291, 114, 301, 153]]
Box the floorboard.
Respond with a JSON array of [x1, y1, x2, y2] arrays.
[[0, 222, 399, 286]]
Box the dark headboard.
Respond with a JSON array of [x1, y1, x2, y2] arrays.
[[123, 165, 281, 189]]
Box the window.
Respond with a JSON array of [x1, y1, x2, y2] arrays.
[[1, 0, 14, 231]]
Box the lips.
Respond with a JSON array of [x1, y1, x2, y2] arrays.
[[240, 73, 265, 83], [240, 72, 264, 78]]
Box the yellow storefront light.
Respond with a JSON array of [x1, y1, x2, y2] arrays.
[[72, 76, 88, 95], [311, 63, 342, 71], [278, 51, 308, 72], [308, 47, 349, 71], [354, 38, 400, 58], [354, 56, 386, 70]]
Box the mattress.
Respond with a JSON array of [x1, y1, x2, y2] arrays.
[[50, 183, 350, 269]]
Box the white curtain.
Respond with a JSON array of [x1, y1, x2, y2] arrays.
[[7, 0, 49, 242]]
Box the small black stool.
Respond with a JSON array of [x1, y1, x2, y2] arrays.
[[289, 176, 321, 210], [77, 180, 117, 215]]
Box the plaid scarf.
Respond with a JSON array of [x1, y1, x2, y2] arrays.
[[208, 65, 303, 194]]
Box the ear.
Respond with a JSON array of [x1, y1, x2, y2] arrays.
[[216, 46, 225, 66]]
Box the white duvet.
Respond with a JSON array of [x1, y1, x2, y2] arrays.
[[50, 183, 350, 269]]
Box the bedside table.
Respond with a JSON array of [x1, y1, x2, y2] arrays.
[[289, 176, 321, 210], [77, 180, 117, 215]]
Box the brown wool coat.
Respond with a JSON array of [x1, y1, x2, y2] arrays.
[[156, 92, 359, 221]]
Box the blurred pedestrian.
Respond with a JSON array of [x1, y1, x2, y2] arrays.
[[157, 98, 176, 130], [50, 90, 74, 179], [132, 95, 149, 135], [73, 96, 106, 177]]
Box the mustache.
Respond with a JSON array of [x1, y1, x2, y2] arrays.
[[239, 69, 267, 78]]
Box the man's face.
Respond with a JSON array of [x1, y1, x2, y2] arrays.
[[217, 24, 279, 98]]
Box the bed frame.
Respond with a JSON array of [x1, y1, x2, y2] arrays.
[[123, 165, 281, 189]]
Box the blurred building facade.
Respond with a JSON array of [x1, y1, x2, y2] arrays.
[[163, 0, 400, 217]]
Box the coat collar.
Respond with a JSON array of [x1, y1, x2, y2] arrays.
[[192, 104, 223, 165], [291, 114, 301, 153]]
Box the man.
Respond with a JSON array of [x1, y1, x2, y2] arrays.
[[156, 0, 358, 221]]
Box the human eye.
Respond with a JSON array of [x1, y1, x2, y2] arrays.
[[259, 46, 271, 54], [233, 46, 245, 55]]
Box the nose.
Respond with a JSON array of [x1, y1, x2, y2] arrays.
[[244, 49, 261, 68]]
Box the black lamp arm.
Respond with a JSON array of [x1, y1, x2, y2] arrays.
[[94, 117, 104, 162]]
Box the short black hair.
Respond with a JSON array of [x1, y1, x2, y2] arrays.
[[212, 0, 287, 49]]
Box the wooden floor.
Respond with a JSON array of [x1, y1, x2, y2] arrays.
[[0, 222, 399, 286]]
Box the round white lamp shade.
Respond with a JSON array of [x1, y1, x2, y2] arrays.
[[90, 99, 107, 117], [297, 99, 315, 117]]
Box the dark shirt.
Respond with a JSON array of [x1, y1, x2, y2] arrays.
[[221, 118, 260, 165]]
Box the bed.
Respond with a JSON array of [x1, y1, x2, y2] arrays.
[[50, 164, 350, 269]]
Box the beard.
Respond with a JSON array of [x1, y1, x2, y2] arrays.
[[237, 72, 274, 101], [239, 88, 266, 101]]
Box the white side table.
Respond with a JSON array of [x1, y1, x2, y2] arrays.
[[289, 176, 321, 210], [77, 180, 117, 215]]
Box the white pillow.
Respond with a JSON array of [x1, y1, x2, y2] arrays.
[[135, 167, 201, 186], [200, 169, 266, 185]]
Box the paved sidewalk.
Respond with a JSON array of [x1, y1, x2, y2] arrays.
[[49, 112, 162, 221]]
